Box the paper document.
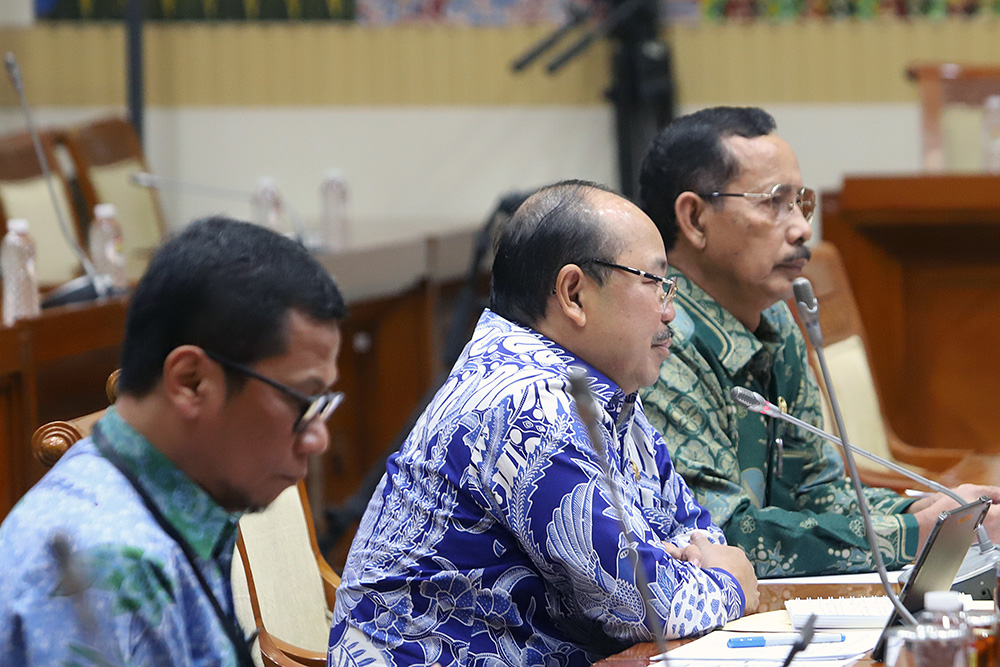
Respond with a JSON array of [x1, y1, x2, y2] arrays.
[[655, 629, 881, 665]]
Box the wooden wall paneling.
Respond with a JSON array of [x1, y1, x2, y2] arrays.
[[822, 175, 1000, 454]]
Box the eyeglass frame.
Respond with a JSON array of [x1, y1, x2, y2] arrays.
[[203, 349, 344, 434], [587, 259, 678, 313], [697, 183, 816, 223]]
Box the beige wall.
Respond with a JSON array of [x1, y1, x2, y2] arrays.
[[0, 20, 995, 242]]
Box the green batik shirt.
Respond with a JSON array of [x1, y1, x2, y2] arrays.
[[641, 272, 919, 578]]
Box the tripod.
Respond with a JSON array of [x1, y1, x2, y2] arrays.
[[512, 0, 675, 199]]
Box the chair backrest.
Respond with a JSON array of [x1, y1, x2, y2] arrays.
[[907, 62, 1000, 172], [61, 117, 166, 282], [30, 371, 338, 667], [793, 242, 967, 479], [0, 129, 84, 286], [233, 481, 340, 667]]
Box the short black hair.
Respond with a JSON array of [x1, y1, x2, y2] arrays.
[[118, 216, 348, 397], [639, 106, 776, 251], [490, 179, 622, 328]]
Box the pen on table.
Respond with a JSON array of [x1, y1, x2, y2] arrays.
[[727, 633, 845, 648]]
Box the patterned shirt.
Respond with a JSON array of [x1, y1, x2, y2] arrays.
[[328, 310, 745, 667], [640, 272, 919, 578], [0, 407, 245, 667]]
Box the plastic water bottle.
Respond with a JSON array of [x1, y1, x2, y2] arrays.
[[251, 177, 287, 232], [983, 96, 1000, 173], [88, 203, 127, 290], [1, 218, 42, 327], [319, 169, 350, 252], [906, 590, 971, 667]]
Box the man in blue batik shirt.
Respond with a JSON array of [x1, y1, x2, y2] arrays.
[[328, 180, 758, 667]]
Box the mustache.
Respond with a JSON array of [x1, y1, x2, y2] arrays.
[[653, 326, 674, 345], [781, 245, 812, 264]]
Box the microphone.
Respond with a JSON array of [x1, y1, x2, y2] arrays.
[[731, 385, 1000, 597], [567, 372, 669, 665], [787, 276, 916, 625], [791, 276, 998, 580], [4, 52, 112, 308]]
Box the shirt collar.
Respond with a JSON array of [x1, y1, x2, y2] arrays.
[[478, 310, 634, 424], [94, 406, 242, 560], [669, 270, 786, 376]]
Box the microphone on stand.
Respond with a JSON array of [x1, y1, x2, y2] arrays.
[[567, 372, 669, 665], [131, 171, 310, 246], [790, 275, 998, 594], [730, 385, 1000, 597], [4, 52, 114, 308], [788, 276, 914, 624]]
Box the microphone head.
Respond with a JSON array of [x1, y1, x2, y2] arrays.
[[730, 386, 769, 414], [792, 277, 816, 308]]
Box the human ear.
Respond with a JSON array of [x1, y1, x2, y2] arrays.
[[161, 345, 219, 420], [675, 192, 708, 250], [552, 264, 588, 327]]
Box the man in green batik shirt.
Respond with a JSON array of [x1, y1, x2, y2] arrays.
[[636, 106, 1000, 577]]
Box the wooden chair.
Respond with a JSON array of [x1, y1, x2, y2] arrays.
[[61, 117, 166, 282], [30, 371, 338, 667], [792, 242, 969, 492], [907, 62, 1000, 172], [0, 129, 85, 287]]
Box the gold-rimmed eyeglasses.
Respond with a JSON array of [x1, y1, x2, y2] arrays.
[[589, 259, 677, 313], [698, 183, 816, 223], [204, 350, 344, 434]]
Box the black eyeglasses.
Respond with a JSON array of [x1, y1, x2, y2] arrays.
[[698, 183, 816, 223], [589, 259, 677, 313], [204, 350, 344, 434]]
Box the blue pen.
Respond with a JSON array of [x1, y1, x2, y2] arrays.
[[727, 633, 845, 648]]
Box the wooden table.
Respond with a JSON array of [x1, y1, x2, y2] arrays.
[[593, 581, 887, 666]]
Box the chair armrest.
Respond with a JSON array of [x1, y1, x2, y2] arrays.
[[318, 558, 341, 612], [258, 629, 327, 667], [885, 431, 966, 472], [856, 467, 931, 495]]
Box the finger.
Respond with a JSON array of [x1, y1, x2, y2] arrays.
[[682, 544, 702, 567], [662, 542, 684, 559], [689, 531, 710, 545]]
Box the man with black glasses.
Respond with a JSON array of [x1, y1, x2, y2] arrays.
[[328, 179, 757, 667], [0, 217, 347, 666], [638, 106, 1000, 578]]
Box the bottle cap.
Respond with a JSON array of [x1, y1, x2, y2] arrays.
[[986, 95, 1000, 111], [94, 203, 117, 220], [924, 590, 965, 612], [6, 218, 29, 234]]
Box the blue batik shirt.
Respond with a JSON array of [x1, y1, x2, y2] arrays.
[[328, 310, 745, 667], [0, 406, 244, 667]]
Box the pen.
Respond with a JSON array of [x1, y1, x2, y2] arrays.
[[727, 633, 845, 648]]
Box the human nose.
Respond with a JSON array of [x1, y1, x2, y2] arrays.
[[661, 301, 676, 324], [786, 205, 812, 245], [296, 418, 330, 456]]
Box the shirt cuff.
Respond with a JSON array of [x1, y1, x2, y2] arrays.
[[704, 566, 746, 618]]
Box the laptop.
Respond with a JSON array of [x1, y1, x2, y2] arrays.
[[871, 496, 992, 661]]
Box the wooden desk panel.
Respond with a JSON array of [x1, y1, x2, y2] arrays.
[[0, 298, 129, 518], [0, 324, 33, 517]]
